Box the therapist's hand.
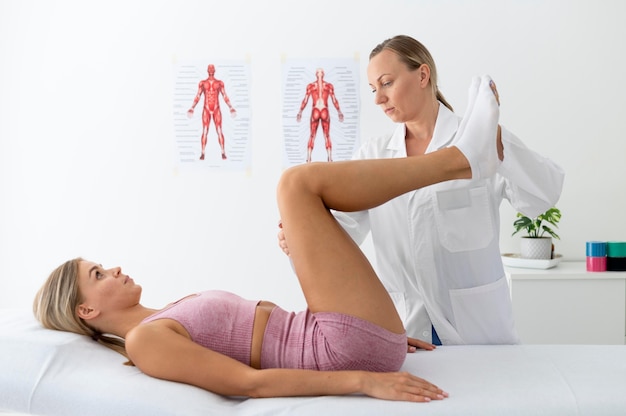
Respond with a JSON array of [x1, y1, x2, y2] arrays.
[[488, 79, 505, 161], [407, 337, 436, 353], [277, 220, 290, 256], [497, 125, 504, 161]]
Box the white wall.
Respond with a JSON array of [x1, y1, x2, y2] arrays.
[[1, 0, 625, 311]]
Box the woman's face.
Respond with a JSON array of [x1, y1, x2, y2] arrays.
[[367, 49, 429, 123], [76, 260, 141, 320]]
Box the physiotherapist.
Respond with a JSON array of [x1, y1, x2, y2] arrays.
[[278, 35, 564, 346]]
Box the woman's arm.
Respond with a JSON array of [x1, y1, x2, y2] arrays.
[[126, 323, 447, 402], [251, 367, 446, 402], [407, 336, 436, 352]]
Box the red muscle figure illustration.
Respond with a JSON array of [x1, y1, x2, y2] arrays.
[[297, 68, 344, 163], [188, 64, 236, 160]]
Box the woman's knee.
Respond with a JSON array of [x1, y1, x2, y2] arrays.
[[276, 163, 320, 204]]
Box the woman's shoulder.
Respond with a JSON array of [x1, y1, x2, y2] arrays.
[[125, 318, 198, 378], [128, 316, 190, 349]]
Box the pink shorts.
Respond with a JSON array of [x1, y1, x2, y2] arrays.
[[260, 306, 406, 372]]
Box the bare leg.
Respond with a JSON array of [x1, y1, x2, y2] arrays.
[[277, 75, 500, 334], [276, 147, 471, 334]]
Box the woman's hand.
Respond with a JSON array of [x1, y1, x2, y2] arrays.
[[360, 371, 448, 402], [407, 336, 436, 352]]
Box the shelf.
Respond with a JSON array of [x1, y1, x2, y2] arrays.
[[505, 261, 626, 280]]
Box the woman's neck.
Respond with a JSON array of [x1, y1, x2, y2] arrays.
[[94, 304, 159, 339], [405, 100, 439, 156]]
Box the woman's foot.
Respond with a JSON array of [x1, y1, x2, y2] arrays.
[[455, 76, 480, 141], [453, 75, 500, 180]]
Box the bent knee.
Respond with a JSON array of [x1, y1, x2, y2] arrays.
[[276, 163, 323, 204]]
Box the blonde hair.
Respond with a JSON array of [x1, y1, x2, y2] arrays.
[[370, 35, 454, 112], [33, 257, 132, 364]]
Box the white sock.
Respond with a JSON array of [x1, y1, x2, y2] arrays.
[[455, 76, 481, 141], [454, 74, 500, 180]]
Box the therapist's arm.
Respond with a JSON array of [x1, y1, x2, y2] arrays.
[[497, 126, 565, 216]]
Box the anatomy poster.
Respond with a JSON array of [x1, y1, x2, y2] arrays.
[[281, 58, 360, 167], [173, 60, 252, 171]]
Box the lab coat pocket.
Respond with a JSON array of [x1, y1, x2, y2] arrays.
[[434, 186, 493, 252], [449, 276, 518, 344]]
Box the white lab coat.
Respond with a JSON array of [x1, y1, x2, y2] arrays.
[[335, 104, 565, 345]]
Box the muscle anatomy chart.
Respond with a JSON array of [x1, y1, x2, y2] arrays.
[[282, 58, 360, 167], [173, 60, 251, 170]]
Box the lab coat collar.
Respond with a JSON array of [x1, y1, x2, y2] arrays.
[[428, 103, 459, 152], [386, 103, 460, 156]]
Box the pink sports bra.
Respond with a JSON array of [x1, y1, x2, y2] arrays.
[[141, 290, 258, 365]]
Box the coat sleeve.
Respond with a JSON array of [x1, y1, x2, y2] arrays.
[[497, 126, 565, 218], [329, 140, 377, 244], [332, 209, 371, 245]]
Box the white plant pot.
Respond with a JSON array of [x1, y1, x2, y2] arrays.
[[520, 237, 553, 259]]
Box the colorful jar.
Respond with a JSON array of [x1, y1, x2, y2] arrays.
[[586, 241, 607, 272], [606, 241, 626, 271]]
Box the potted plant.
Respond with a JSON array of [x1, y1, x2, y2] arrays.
[[512, 207, 561, 259]]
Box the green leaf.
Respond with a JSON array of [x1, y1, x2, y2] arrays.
[[512, 207, 561, 240]]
